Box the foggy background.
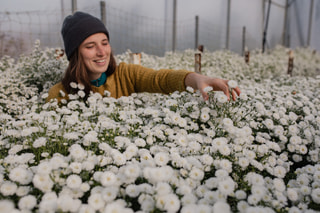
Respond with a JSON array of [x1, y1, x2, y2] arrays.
[[1, 0, 319, 58]]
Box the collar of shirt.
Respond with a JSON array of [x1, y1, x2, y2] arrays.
[[90, 72, 107, 87]]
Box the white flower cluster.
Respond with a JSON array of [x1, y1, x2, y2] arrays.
[[0, 45, 319, 212]]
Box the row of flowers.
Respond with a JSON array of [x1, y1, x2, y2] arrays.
[[0, 41, 320, 212]]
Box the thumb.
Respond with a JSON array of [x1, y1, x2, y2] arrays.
[[200, 90, 209, 101]]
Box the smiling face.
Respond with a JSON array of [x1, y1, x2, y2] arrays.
[[79, 33, 111, 81]]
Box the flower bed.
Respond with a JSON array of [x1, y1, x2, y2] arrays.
[[0, 42, 319, 212]]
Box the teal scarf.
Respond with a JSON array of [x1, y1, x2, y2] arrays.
[[90, 72, 107, 87]]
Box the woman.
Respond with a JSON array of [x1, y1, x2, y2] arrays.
[[47, 11, 240, 103]]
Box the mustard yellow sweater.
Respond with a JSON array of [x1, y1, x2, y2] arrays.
[[47, 62, 192, 103]]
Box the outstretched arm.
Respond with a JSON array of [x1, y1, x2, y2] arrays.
[[184, 72, 241, 101]]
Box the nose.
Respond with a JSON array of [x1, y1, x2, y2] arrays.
[[96, 45, 104, 56]]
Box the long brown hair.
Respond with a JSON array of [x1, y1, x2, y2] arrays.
[[61, 49, 117, 99]]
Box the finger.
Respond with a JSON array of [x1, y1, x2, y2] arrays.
[[201, 90, 209, 101], [234, 87, 241, 96], [224, 84, 230, 101], [225, 88, 230, 101], [231, 89, 237, 101]]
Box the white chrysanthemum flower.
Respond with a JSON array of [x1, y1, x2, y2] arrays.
[[78, 204, 95, 213], [134, 138, 146, 147], [88, 193, 106, 210], [273, 178, 286, 192], [69, 144, 86, 161], [156, 182, 172, 195], [144, 166, 173, 183], [78, 83, 85, 90], [100, 171, 117, 187], [33, 137, 47, 148], [237, 200, 249, 212], [16, 186, 30, 197], [18, 195, 37, 210], [235, 190, 247, 200], [300, 185, 311, 195], [112, 150, 127, 166], [251, 185, 266, 199], [243, 149, 256, 160], [263, 118, 274, 129], [290, 135, 302, 145], [181, 194, 197, 206], [218, 177, 235, 196], [219, 159, 232, 173], [70, 82, 78, 89], [0, 181, 17, 196], [200, 112, 210, 122], [287, 188, 299, 201], [288, 206, 302, 213], [154, 152, 169, 166], [160, 194, 180, 213], [9, 167, 32, 185], [102, 186, 118, 202], [227, 80, 238, 89], [212, 137, 227, 148], [123, 163, 141, 180], [37, 161, 53, 174], [204, 86, 213, 93], [215, 92, 228, 103], [126, 184, 140, 197], [186, 86, 195, 93], [0, 200, 15, 213], [288, 125, 299, 135], [274, 166, 286, 178], [189, 167, 204, 181], [201, 154, 213, 166], [165, 99, 178, 107], [239, 92, 248, 100], [66, 174, 82, 189], [176, 135, 188, 147], [219, 145, 231, 156], [245, 173, 264, 186], [238, 157, 249, 169], [33, 174, 54, 193], [83, 130, 98, 146], [78, 90, 86, 98], [104, 202, 131, 213], [124, 144, 138, 160], [222, 118, 233, 127], [247, 194, 260, 205], [311, 188, 320, 204], [140, 195, 155, 212], [213, 201, 231, 213], [70, 162, 82, 174]]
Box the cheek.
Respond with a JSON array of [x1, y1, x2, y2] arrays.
[[81, 50, 94, 61]]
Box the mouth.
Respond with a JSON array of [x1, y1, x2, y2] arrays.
[[94, 59, 107, 66]]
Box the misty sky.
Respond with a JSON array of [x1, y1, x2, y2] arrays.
[[1, 0, 319, 54]]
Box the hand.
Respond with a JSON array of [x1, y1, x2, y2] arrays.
[[185, 72, 241, 101]]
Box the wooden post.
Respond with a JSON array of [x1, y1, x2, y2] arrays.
[[287, 50, 294, 76], [242, 26, 246, 56], [195, 15, 199, 49], [72, 0, 77, 13], [195, 53, 201, 74], [197, 45, 204, 52], [245, 49, 250, 64], [172, 0, 177, 52], [307, 0, 314, 47], [100, 1, 106, 26], [129, 53, 141, 65]]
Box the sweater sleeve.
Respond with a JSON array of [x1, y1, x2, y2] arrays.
[[46, 82, 68, 103], [118, 62, 192, 95]]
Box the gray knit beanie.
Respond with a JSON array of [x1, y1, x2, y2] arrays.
[[61, 11, 109, 60]]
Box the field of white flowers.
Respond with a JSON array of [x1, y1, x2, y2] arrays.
[[0, 40, 320, 213]]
